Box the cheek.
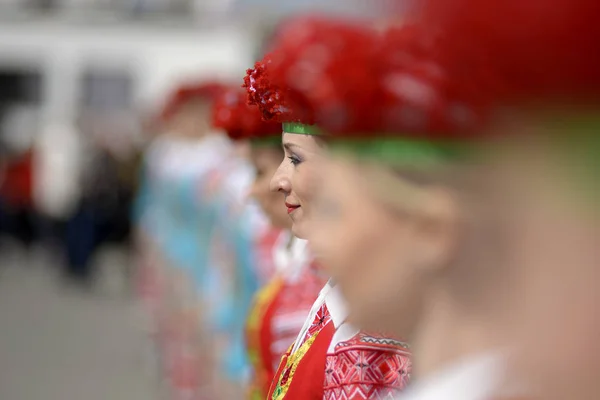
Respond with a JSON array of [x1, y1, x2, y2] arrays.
[[335, 219, 397, 308], [293, 164, 320, 207]]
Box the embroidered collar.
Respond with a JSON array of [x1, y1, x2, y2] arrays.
[[290, 280, 333, 354]]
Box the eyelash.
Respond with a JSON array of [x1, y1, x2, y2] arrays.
[[288, 155, 302, 166]]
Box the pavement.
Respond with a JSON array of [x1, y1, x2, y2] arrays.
[[0, 244, 160, 400]]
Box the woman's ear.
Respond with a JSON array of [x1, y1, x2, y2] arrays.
[[409, 186, 461, 275]]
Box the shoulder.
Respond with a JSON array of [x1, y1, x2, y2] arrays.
[[324, 332, 412, 395], [329, 331, 412, 378]]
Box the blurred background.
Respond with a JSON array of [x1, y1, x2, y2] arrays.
[[0, 1, 391, 400]]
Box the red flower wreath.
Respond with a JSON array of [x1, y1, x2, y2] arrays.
[[243, 16, 381, 129], [161, 81, 226, 122], [212, 87, 281, 141]]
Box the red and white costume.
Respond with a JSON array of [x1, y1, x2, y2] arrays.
[[247, 233, 325, 399], [269, 282, 411, 400], [242, 17, 413, 400]]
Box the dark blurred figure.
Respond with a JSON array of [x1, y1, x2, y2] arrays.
[[0, 106, 40, 252], [0, 148, 36, 247], [63, 113, 140, 287]]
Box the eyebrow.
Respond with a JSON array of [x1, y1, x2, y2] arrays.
[[283, 142, 301, 152]]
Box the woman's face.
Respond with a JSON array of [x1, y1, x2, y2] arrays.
[[270, 133, 324, 239], [249, 146, 291, 230], [308, 157, 443, 336]]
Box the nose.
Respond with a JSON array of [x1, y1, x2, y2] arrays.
[[270, 163, 292, 194]]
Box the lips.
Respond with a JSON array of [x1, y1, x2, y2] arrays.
[[285, 202, 300, 214]]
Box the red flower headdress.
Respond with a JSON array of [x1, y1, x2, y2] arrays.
[[243, 16, 380, 131], [244, 16, 494, 143], [407, 0, 600, 184], [161, 81, 226, 122], [374, 24, 498, 139], [212, 87, 281, 142], [416, 0, 600, 105]]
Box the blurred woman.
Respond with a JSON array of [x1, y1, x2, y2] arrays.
[[248, 17, 532, 400], [212, 88, 325, 399], [411, 1, 600, 399], [289, 4, 600, 400], [244, 17, 411, 400], [132, 81, 230, 399], [301, 26, 510, 397]]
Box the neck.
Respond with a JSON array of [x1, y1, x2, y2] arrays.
[[285, 233, 295, 251], [410, 288, 506, 380]]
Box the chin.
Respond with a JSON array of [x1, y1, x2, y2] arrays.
[[291, 221, 308, 239]]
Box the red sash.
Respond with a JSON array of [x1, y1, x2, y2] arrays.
[[267, 321, 335, 400]]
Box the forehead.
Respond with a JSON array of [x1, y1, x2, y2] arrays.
[[250, 146, 282, 165], [282, 132, 323, 154]]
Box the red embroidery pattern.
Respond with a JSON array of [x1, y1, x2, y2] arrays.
[[300, 303, 333, 347], [324, 332, 412, 399], [271, 269, 325, 367]]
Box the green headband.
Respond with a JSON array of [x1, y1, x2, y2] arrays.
[[282, 122, 465, 167], [543, 114, 600, 204], [250, 136, 281, 147], [330, 137, 468, 168], [282, 122, 322, 135]]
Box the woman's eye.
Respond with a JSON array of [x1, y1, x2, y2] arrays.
[[288, 155, 301, 166]]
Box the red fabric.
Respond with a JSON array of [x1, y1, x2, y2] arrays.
[[417, 0, 600, 104], [247, 278, 284, 398], [211, 87, 281, 142], [268, 313, 335, 400], [247, 253, 326, 399], [324, 332, 412, 399], [275, 268, 327, 361], [1, 151, 34, 208]]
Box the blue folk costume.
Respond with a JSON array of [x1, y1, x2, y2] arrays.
[[203, 155, 264, 382]]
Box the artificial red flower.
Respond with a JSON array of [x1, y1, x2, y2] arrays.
[[243, 16, 381, 127], [212, 87, 281, 141]]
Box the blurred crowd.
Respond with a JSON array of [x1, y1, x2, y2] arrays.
[[0, 105, 139, 285], [2, 1, 600, 400]]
